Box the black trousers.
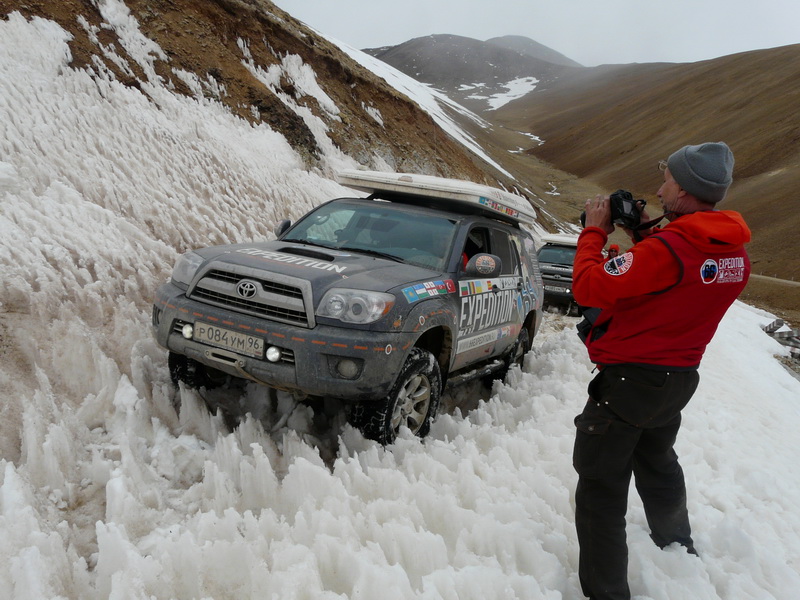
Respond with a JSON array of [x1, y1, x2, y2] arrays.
[[573, 365, 700, 600]]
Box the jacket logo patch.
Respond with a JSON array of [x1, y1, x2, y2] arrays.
[[700, 259, 719, 284], [702, 257, 746, 284], [604, 253, 633, 276]]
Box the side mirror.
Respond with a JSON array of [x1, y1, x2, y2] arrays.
[[273, 219, 292, 237], [464, 253, 502, 278]]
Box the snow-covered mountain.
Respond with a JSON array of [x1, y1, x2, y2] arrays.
[[1, 3, 800, 599], [364, 34, 580, 113]]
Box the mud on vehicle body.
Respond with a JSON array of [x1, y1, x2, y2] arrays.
[[152, 170, 544, 444]]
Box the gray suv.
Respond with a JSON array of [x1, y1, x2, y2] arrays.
[[537, 234, 579, 313], [152, 170, 544, 444]]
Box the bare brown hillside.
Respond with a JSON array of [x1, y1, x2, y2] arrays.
[[492, 46, 800, 281], [492, 47, 800, 323]]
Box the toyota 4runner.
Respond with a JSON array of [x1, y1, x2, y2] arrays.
[[152, 170, 544, 444]]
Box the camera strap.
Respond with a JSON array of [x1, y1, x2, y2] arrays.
[[632, 212, 678, 242]]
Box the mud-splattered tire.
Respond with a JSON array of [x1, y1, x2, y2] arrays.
[[349, 348, 441, 445]]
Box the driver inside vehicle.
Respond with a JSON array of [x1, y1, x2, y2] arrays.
[[461, 229, 489, 270]]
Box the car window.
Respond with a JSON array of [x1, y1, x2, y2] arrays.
[[284, 200, 458, 270], [538, 246, 576, 266], [491, 229, 519, 275], [462, 227, 490, 264]]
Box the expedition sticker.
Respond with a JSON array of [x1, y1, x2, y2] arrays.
[[459, 276, 518, 297], [236, 248, 347, 273], [478, 196, 519, 219], [458, 287, 518, 336], [455, 325, 513, 354], [475, 255, 497, 274], [402, 279, 456, 303]]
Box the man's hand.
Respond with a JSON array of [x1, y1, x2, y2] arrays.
[[583, 195, 614, 235], [620, 200, 653, 240]]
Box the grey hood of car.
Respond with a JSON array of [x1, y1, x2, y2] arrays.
[[193, 241, 444, 295]]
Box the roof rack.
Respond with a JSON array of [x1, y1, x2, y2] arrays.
[[336, 169, 537, 226]]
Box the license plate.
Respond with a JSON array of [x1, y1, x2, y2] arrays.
[[544, 285, 566, 292], [194, 322, 264, 358]]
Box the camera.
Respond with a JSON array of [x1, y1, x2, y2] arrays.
[[580, 189, 646, 229]]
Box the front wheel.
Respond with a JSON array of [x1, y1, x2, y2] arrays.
[[349, 348, 442, 445]]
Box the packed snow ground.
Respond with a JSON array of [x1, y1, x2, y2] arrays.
[[1, 7, 799, 600]]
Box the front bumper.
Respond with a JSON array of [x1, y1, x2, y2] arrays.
[[152, 282, 413, 402], [541, 278, 574, 304]]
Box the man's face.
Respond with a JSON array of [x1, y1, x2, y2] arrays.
[[657, 166, 682, 214]]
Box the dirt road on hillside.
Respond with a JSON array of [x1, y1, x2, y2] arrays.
[[749, 273, 800, 287]]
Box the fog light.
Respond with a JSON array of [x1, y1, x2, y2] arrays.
[[181, 323, 193, 339], [266, 346, 282, 363], [336, 359, 359, 379]]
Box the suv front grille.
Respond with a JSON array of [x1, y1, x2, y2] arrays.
[[202, 270, 305, 299], [188, 266, 313, 327]]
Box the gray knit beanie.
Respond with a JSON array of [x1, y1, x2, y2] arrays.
[[666, 142, 734, 203]]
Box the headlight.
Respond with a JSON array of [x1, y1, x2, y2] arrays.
[[171, 251, 204, 289], [317, 289, 395, 324]]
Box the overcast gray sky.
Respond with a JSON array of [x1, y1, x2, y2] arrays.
[[271, 0, 800, 66]]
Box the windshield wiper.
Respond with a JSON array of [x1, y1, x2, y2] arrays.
[[283, 238, 338, 251], [338, 246, 403, 263]]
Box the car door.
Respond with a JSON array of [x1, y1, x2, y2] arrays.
[[452, 225, 523, 370]]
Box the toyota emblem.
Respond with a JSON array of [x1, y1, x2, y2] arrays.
[[236, 280, 258, 298]]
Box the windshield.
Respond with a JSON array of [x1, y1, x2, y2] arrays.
[[538, 245, 576, 266], [283, 199, 458, 271]]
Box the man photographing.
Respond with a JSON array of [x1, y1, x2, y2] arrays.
[[572, 142, 751, 600]]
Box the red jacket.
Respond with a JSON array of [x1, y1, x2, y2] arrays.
[[573, 210, 751, 368]]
